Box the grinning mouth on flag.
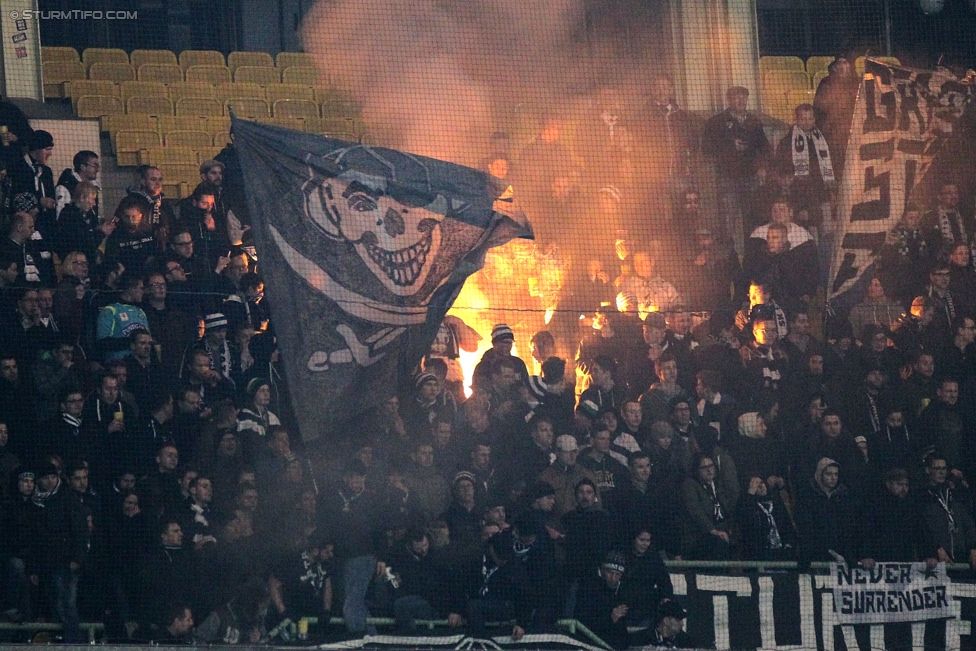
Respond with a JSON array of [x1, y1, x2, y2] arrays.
[[360, 219, 438, 286]]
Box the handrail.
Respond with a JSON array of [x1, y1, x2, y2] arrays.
[[0, 621, 105, 644], [664, 560, 973, 571]]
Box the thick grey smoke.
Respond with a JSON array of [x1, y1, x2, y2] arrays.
[[299, 0, 627, 165]]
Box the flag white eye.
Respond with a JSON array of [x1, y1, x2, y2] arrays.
[[348, 193, 378, 212]]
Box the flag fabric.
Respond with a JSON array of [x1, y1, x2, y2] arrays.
[[828, 60, 973, 300], [232, 119, 532, 441]]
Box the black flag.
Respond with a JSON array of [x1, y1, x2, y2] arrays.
[[233, 119, 532, 441]]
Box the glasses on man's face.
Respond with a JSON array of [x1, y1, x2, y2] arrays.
[[699, 463, 715, 470], [148, 282, 166, 288]]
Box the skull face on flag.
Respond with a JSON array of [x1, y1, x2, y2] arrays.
[[302, 162, 447, 297]]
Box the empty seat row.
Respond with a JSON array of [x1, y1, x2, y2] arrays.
[[75, 94, 361, 120], [42, 47, 315, 72]]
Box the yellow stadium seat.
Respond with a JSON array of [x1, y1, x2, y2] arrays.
[[120, 81, 168, 104], [196, 147, 225, 163], [101, 113, 156, 137], [175, 98, 224, 117], [212, 131, 232, 147], [116, 130, 162, 166], [76, 95, 125, 118], [158, 115, 208, 137], [234, 66, 280, 85], [89, 63, 136, 84], [320, 98, 362, 118], [130, 49, 178, 69], [763, 69, 811, 92], [216, 82, 265, 103], [276, 52, 315, 69], [104, 115, 157, 153], [42, 47, 80, 63], [806, 56, 835, 76], [139, 146, 198, 167], [787, 89, 817, 110], [812, 70, 829, 90], [158, 163, 202, 198], [225, 99, 270, 119], [164, 130, 213, 148], [855, 56, 901, 77], [168, 82, 218, 103], [229, 51, 274, 73], [206, 116, 231, 136], [127, 96, 174, 116], [138, 64, 184, 84], [255, 115, 297, 132], [82, 47, 129, 71], [281, 66, 321, 86], [185, 65, 232, 85], [273, 99, 318, 119], [43, 61, 86, 99], [759, 56, 805, 75], [266, 83, 315, 105], [68, 80, 117, 113], [305, 116, 359, 136], [179, 50, 225, 70]]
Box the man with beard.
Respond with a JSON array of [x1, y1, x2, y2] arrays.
[[54, 151, 100, 220], [178, 183, 230, 269], [127, 165, 175, 249]]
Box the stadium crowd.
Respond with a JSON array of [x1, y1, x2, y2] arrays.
[[0, 56, 973, 648]]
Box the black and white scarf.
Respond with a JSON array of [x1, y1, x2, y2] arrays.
[[791, 125, 834, 182]]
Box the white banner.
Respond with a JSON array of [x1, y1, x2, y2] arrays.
[[832, 562, 953, 624], [828, 60, 972, 299]]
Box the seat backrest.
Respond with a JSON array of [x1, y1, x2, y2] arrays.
[[115, 129, 163, 150], [281, 66, 322, 86], [759, 56, 805, 74], [185, 65, 232, 85], [130, 49, 179, 69], [164, 130, 214, 148], [101, 113, 157, 135], [175, 98, 224, 117], [806, 56, 835, 76], [320, 98, 362, 118], [42, 47, 80, 63], [126, 96, 175, 116], [68, 80, 117, 104], [82, 47, 129, 71], [234, 66, 280, 85], [137, 64, 185, 84], [179, 50, 225, 70], [276, 52, 315, 69], [76, 95, 125, 118], [88, 63, 136, 83], [206, 116, 232, 135], [266, 83, 316, 104], [158, 115, 209, 136], [224, 98, 270, 118], [273, 99, 319, 118], [216, 82, 266, 102], [43, 61, 86, 83], [168, 82, 218, 102], [120, 80, 168, 103], [228, 51, 274, 72]]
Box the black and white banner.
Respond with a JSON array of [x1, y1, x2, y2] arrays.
[[233, 119, 532, 441], [828, 60, 972, 300], [831, 562, 952, 624], [670, 571, 976, 651]]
